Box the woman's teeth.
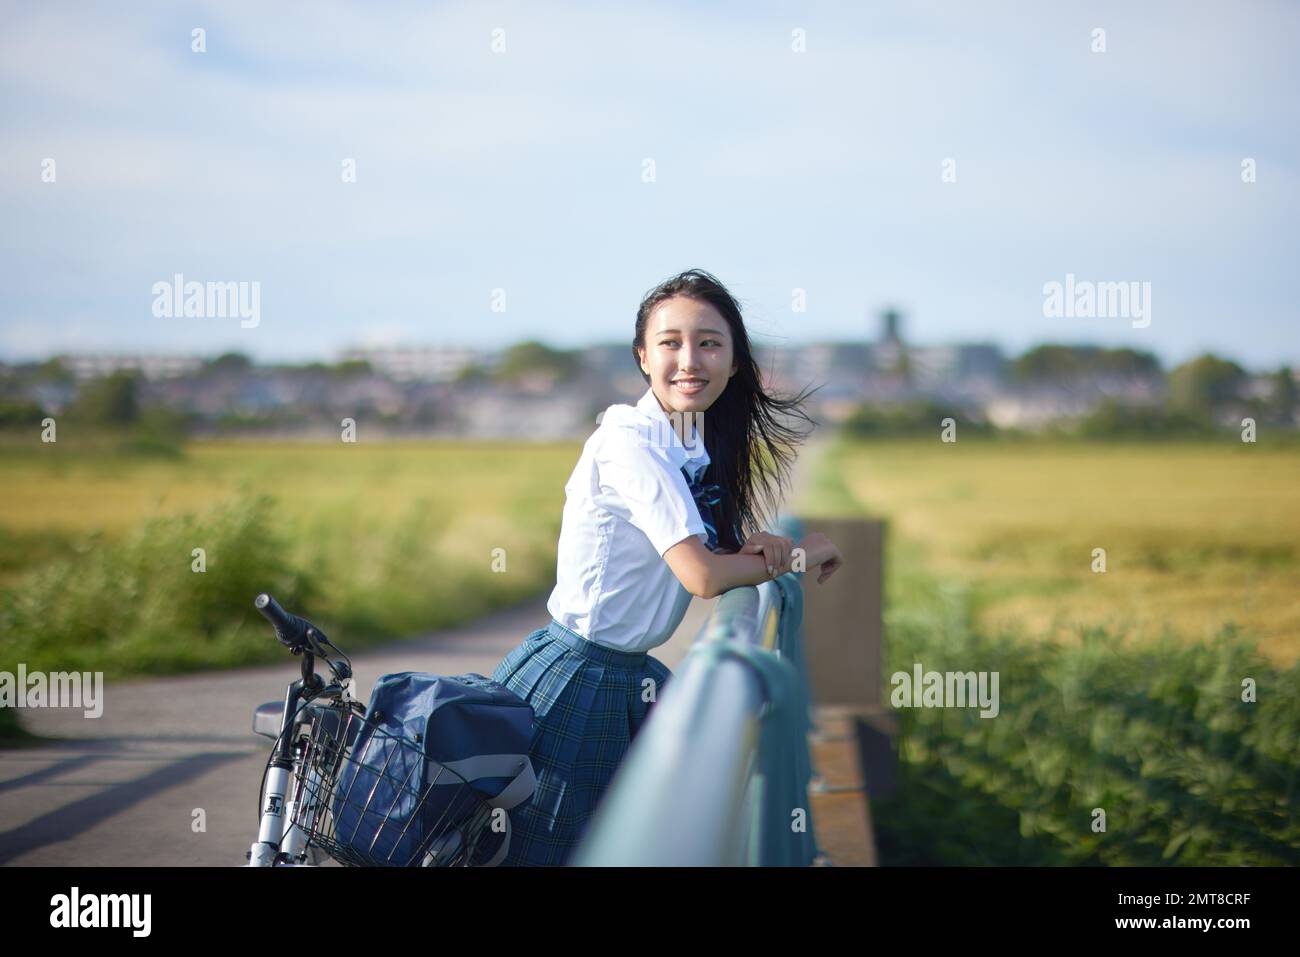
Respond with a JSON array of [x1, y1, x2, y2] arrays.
[[673, 380, 706, 394]]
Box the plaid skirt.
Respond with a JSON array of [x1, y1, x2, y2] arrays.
[[490, 618, 673, 866]]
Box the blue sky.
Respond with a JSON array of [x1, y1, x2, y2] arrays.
[[2, 0, 1297, 370]]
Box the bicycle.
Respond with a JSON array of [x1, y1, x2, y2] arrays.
[[246, 592, 511, 867]]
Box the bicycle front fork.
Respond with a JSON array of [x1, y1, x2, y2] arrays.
[[248, 760, 296, 866], [250, 763, 324, 869]]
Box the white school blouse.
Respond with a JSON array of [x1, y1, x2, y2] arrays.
[[545, 386, 712, 654]]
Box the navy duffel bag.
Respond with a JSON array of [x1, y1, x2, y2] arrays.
[[331, 672, 536, 866]]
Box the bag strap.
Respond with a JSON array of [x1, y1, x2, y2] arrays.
[[481, 814, 512, 867], [474, 758, 536, 866], [415, 756, 537, 867], [427, 754, 537, 810], [487, 757, 537, 810]]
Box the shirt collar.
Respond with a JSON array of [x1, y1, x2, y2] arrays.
[[633, 386, 710, 480]]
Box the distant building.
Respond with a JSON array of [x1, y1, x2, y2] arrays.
[[59, 353, 203, 381], [908, 344, 1006, 392], [339, 346, 483, 383], [452, 385, 593, 440], [985, 390, 1098, 430], [24, 329, 1268, 439]]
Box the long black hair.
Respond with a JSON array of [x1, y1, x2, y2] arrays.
[[633, 268, 821, 553]]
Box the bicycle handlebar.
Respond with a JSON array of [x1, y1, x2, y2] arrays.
[[255, 592, 353, 686], [255, 593, 320, 649]]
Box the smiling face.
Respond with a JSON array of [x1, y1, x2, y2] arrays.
[[637, 296, 739, 417]]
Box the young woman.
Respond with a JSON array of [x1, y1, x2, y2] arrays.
[[490, 268, 845, 866]]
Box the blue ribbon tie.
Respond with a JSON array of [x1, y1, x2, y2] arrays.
[[681, 465, 724, 552]]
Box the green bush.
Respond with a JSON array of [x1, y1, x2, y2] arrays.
[[0, 494, 316, 678], [68, 371, 141, 426], [0, 400, 46, 429], [844, 400, 995, 438], [1072, 399, 1216, 438], [871, 565, 1300, 865], [0, 487, 560, 684]]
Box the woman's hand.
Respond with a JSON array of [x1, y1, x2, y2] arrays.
[[814, 540, 844, 584], [738, 531, 797, 578], [797, 531, 845, 584]]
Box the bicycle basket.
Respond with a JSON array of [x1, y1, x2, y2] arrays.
[[290, 672, 537, 868], [289, 704, 506, 867]]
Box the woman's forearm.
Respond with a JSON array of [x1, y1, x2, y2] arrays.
[[705, 551, 776, 597], [704, 537, 829, 598]]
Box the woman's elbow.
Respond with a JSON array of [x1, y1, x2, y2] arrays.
[[665, 539, 718, 599], [694, 570, 718, 600]]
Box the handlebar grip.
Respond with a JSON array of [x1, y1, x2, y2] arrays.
[[254, 593, 311, 648]]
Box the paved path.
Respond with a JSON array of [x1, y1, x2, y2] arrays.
[[0, 593, 732, 867], [0, 432, 834, 866]]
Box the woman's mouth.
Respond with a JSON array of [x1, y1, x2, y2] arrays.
[[672, 378, 708, 396]]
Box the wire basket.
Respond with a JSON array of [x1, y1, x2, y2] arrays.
[[289, 701, 503, 867]]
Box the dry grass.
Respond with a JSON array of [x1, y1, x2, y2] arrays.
[[827, 438, 1300, 666]]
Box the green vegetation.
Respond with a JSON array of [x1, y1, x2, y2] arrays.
[[5, 426, 1298, 862], [805, 435, 1300, 864], [454, 363, 491, 384], [1168, 354, 1246, 417], [6, 369, 192, 456], [843, 400, 996, 438], [0, 439, 575, 688], [202, 352, 253, 376], [874, 557, 1300, 865], [0, 399, 45, 429], [1072, 399, 1213, 438], [1011, 344, 1162, 382], [493, 340, 580, 384], [67, 370, 141, 425]]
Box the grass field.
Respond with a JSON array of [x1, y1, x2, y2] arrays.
[[4, 432, 1298, 863], [798, 435, 1300, 865], [0, 438, 578, 682], [806, 437, 1300, 667], [5, 433, 1296, 672]]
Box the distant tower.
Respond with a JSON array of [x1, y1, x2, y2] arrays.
[[881, 308, 902, 345], [872, 308, 908, 379]]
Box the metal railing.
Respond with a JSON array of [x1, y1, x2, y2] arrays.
[[571, 518, 824, 866]]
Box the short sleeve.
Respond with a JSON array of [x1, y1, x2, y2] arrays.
[[594, 428, 708, 557]]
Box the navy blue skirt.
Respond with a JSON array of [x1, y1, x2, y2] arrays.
[[490, 618, 673, 866]]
